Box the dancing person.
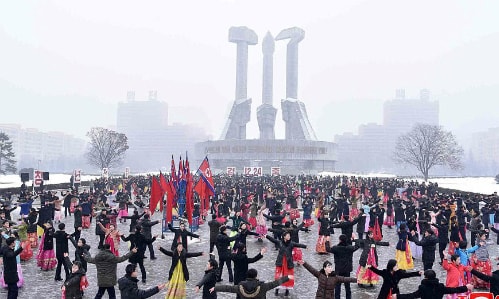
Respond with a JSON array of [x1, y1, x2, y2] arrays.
[[326, 234, 359, 299], [61, 252, 88, 299], [395, 223, 414, 270], [36, 221, 57, 271], [355, 229, 389, 287], [215, 225, 239, 282], [300, 260, 357, 299], [118, 263, 165, 299], [159, 242, 204, 299], [53, 222, 71, 281], [266, 231, 307, 297], [83, 244, 137, 299], [410, 228, 438, 270], [368, 259, 422, 299], [120, 225, 157, 284], [212, 268, 292, 299], [195, 259, 218, 299], [168, 221, 200, 252], [396, 269, 473, 299], [442, 252, 468, 299], [1, 237, 23, 299]]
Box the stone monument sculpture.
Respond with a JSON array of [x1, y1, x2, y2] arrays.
[[257, 32, 277, 140], [276, 27, 317, 141], [220, 26, 258, 140]]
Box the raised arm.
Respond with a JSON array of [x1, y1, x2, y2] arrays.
[[302, 261, 320, 278]]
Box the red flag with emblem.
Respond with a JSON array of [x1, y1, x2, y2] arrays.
[[196, 156, 215, 196]]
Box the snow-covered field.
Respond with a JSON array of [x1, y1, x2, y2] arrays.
[[1, 173, 498, 195]]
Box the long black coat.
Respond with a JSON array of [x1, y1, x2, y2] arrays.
[[369, 266, 421, 299], [231, 252, 263, 284], [195, 268, 218, 299], [168, 224, 199, 251], [1, 245, 23, 284], [121, 233, 155, 263], [326, 241, 359, 273], [159, 247, 202, 281], [63, 256, 85, 299], [397, 278, 468, 299], [216, 232, 239, 258], [118, 275, 160, 299], [54, 230, 70, 258], [412, 234, 438, 264]]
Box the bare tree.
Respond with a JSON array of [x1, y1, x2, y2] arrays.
[[0, 132, 17, 174], [86, 127, 129, 170], [393, 124, 463, 181]]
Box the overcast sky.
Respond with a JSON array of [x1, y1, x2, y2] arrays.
[[1, 1, 498, 147]]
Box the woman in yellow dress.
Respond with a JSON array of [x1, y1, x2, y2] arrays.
[[395, 223, 414, 270], [159, 242, 204, 299]]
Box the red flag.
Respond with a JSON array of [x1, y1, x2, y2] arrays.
[[164, 178, 174, 223], [149, 176, 164, 215], [159, 173, 169, 212], [185, 156, 193, 225], [197, 156, 215, 196], [170, 155, 177, 184], [178, 156, 184, 181]]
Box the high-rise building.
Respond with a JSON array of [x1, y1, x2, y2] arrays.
[[335, 89, 439, 173], [469, 128, 499, 175], [116, 91, 209, 172], [0, 124, 86, 172]]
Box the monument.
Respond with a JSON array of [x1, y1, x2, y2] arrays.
[[196, 27, 336, 175]]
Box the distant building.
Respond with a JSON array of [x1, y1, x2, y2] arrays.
[[0, 124, 86, 172], [116, 91, 210, 172], [334, 89, 439, 173], [469, 128, 499, 175]]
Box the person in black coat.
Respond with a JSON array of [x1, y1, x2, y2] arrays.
[[195, 259, 219, 299], [139, 214, 159, 259], [61, 253, 86, 299], [368, 259, 422, 299], [356, 208, 366, 239], [230, 243, 265, 285], [215, 225, 239, 282], [266, 231, 307, 297], [73, 205, 83, 242], [469, 264, 499, 298], [95, 209, 110, 249], [118, 263, 165, 299], [121, 225, 157, 283], [332, 214, 365, 244], [397, 269, 473, 299], [325, 234, 359, 299], [410, 229, 438, 270], [168, 221, 200, 252], [54, 222, 71, 281], [431, 218, 449, 264], [69, 237, 90, 272], [1, 237, 23, 299], [121, 209, 145, 233], [158, 242, 204, 282], [208, 214, 222, 253]]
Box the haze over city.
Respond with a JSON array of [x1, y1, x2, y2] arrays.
[[1, 1, 499, 174]]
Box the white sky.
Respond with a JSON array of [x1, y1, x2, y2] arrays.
[[1, 1, 498, 146]]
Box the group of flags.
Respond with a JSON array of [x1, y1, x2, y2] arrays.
[[149, 155, 215, 225]]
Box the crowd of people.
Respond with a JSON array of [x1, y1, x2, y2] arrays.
[[0, 173, 498, 299]]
